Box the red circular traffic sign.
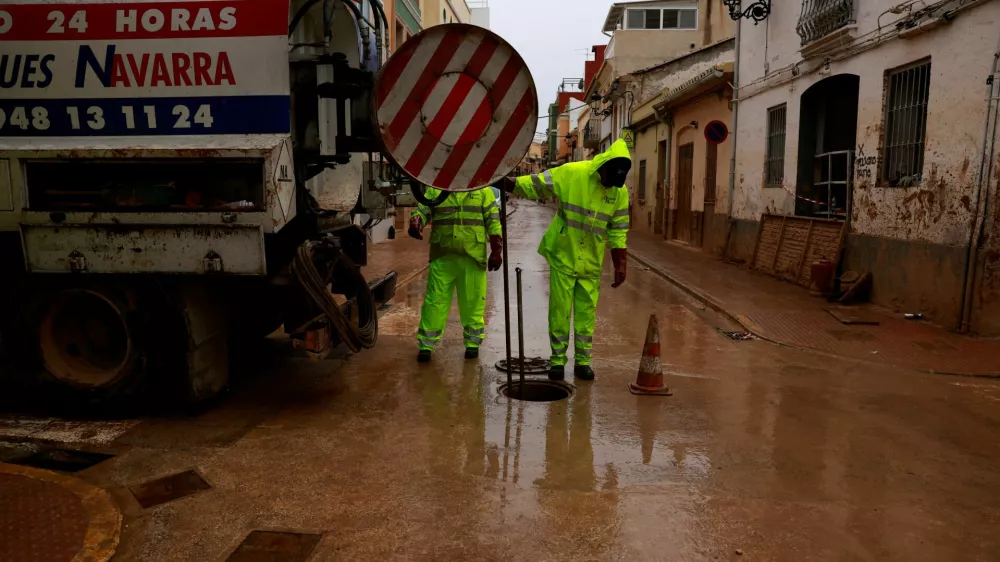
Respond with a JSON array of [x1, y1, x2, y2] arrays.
[[704, 120, 729, 144], [373, 24, 539, 192]]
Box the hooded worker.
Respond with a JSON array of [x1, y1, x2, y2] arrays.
[[409, 186, 503, 363], [498, 139, 631, 381]]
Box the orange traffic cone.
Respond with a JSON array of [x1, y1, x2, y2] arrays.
[[628, 315, 672, 396]]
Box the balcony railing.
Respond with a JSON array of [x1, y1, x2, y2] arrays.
[[583, 123, 601, 149], [796, 0, 853, 45]]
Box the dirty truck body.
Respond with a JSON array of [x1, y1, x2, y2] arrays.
[[0, 0, 411, 408]]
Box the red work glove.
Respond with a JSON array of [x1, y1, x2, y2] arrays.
[[408, 216, 424, 240], [488, 235, 503, 271], [611, 248, 627, 288]]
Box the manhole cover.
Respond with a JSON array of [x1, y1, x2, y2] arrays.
[[500, 380, 573, 402], [225, 531, 322, 562], [130, 469, 211, 509], [0, 472, 89, 562], [495, 357, 550, 374], [10, 449, 113, 473]]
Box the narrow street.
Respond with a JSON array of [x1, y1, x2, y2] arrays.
[[4, 202, 1000, 561]]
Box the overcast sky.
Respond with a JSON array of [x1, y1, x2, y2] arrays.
[[488, 1, 613, 138]]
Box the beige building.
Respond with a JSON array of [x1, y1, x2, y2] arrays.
[[422, 0, 470, 27], [628, 40, 734, 250], [586, 0, 735, 153]]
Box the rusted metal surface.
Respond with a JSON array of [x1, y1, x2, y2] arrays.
[[0, 463, 121, 562], [374, 24, 538, 191], [0, 472, 89, 561], [0, 135, 294, 238], [225, 531, 322, 562], [129, 470, 211, 509], [495, 357, 550, 375], [21, 224, 267, 275]]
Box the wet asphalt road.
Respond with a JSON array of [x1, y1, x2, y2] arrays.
[[6, 201, 1000, 561]]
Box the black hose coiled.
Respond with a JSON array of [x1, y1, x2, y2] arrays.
[[291, 242, 378, 353]]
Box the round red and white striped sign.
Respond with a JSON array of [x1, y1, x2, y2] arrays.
[[373, 24, 539, 192]]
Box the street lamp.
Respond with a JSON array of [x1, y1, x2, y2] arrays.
[[722, 0, 771, 23]]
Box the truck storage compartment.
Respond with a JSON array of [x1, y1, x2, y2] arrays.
[[24, 159, 266, 212]]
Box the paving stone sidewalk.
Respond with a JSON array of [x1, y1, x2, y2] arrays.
[[627, 230, 1000, 377]]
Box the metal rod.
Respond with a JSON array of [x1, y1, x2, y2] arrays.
[[500, 192, 513, 391], [515, 267, 525, 396]]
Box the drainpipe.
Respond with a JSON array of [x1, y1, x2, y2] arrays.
[[959, 29, 1000, 333], [726, 18, 741, 223], [660, 115, 673, 240]]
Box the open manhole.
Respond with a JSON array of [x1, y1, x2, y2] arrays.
[[500, 380, 573, 402]]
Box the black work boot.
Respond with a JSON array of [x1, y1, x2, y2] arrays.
[[548, 364, 565, 381], [574, 365, 595, 381], [465, 348, 479, 360], [417, 350, 432, 363]]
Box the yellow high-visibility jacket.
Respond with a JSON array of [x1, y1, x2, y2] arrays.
[[413, 186, 502, 267], [514, 139, 631, 279]]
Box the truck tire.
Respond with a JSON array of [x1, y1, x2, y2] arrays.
[[170, 280, 230, 406], [33, 279, 151, 411], [2, 277, 229, 413]]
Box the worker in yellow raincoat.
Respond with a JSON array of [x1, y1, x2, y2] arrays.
[[497, 139, 631, 381], [409, 186, 503, 363]]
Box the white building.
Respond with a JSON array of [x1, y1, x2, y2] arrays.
[[730, 0, 1000, 334]]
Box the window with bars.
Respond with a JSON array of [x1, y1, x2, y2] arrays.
[[625, 8, 697, 29], [705, 142, 717, 203], [638, 160, 647, 202], [765, 104, 787, 187], [881, 59, 931, 186]]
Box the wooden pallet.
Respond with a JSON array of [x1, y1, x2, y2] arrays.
[[749, 214, 847, 288]]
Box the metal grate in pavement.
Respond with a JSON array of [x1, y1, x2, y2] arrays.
[[225, 531, 322, 562], [130, 470, 211, 509]]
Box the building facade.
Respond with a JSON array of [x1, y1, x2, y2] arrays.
[[586, 0, 736, 152], [422, 0, 470, 27], [628, 40, 734, 249], [730, 0, 1000, 333], [384, 0, 421, 51]]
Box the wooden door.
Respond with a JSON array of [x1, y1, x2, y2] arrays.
[[675, 143, 695, 244], [654, 140, 667, 235]]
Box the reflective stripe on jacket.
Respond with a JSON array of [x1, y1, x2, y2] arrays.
[[413, 186, 503, 267], [513, 139, 631, 279]]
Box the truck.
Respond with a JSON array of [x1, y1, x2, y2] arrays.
[[0, 0, 533, 410]]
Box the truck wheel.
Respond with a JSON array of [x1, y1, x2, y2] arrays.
[[170, 280, 230, 406], [6, 278, 230, 413], [28, 281, 150, 411]]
